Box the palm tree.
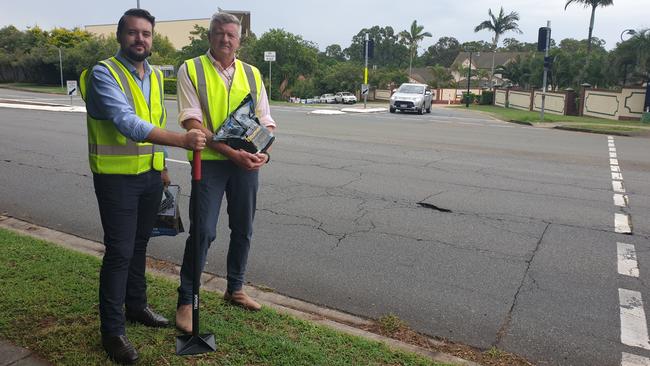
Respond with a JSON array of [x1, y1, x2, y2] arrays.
[[564, 0, 614, 55], [474, 7, 522, 87], [399, 20, 432, 79]]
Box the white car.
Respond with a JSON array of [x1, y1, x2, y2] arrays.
[[334, 92, 357, 104], [389, 83, 433, 114], [320, 93, 336, 104]]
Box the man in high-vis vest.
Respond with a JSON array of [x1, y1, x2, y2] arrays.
[[174, 12, 276, 333], [80, 9, 206, 365]]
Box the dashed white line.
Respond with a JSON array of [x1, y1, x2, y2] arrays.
[[613, 181, 626, 193], [618, 243, 640, 278], [612, 166, 621, 172], [614, 194, 629, 207], [611, 158, 620, 165], [622, 352, 650, 366], [613, 172, 624, 180], [619, 289, 650, 350], [615, 213, 632, 234], [611, 152, 619, 158], [166, 158, 190, 165]]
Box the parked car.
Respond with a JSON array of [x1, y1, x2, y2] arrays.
[[319, 93, 336, 104], [334, 92, 357, 104], [389, 83, 432, 114]]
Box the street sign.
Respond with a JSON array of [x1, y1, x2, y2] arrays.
[[264, 51, 276, 62], [361, 84, 369, 95], [66, 80, 77, 96]]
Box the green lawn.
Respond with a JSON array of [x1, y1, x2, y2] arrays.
[[454, 104, 649, 135], [0, 83, 67, 94], [0, 228, 448, 366]]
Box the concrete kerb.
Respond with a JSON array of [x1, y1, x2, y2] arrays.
[[0, 215, 479, 366], [0, 339, 51, 366], [341, 107, 387, 113]]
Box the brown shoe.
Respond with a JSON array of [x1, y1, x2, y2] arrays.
[[224, 290, 261, 311], [175, 304, 192, 333]]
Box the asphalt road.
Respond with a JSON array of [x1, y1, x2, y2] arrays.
[[1, 89, 649, 365]]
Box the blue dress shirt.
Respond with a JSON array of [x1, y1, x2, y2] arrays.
[[85, 52, 155, 142]]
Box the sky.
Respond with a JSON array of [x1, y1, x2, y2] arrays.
[[1, 0, 647, 51]]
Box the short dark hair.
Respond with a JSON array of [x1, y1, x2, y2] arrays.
[[116, 8, 155, 37]]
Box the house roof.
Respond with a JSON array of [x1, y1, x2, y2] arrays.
[[408, 67, 434, 85], [451, 52, 528, 69]]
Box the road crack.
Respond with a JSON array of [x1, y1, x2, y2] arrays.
[[494, 222, 551, 346]]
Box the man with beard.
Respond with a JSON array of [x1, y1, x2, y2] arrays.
[[80, 8, 206, 364]]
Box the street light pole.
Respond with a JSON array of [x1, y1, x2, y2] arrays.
[[137, 0, 140, 9], [620, 29, 636, 43], [465, 51, 472, 108]]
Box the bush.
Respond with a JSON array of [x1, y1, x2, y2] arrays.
[[461, 92, 478, 104], [163, 78, 176, 95], [480, 91, 494, 105]]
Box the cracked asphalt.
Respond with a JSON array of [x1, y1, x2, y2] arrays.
[[1, 90, 650, 365]]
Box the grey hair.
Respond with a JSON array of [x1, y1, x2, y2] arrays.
[[208, 12, 241, 38]]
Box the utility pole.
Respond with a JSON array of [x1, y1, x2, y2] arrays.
[[540, 21, 551, 121], [465, 51, 473, 108], [137, 0, 140, 8], [58, 48, 64, 89], [364, 33, 369, 109]]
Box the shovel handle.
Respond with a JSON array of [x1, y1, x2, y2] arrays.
[[192, 151, 201, 181]]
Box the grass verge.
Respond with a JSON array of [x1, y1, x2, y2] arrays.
[[0, 83, 67, 94], [0, 228, 449, 366], [453, 104, 650, 136]]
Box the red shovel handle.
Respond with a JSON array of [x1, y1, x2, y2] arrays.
[[192, 151, 201, 181]]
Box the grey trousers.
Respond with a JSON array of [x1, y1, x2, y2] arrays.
[[177, 160, 258, 305]]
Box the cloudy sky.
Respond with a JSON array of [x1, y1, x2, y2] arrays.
[[1, 0, 647, 51]]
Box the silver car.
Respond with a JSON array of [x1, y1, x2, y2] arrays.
[[389, 83, 432, 114]]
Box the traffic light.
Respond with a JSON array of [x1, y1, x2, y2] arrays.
[[367, 39, 375, 59], [538, 27, 551, 52]]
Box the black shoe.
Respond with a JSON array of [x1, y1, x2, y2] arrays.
[[126, 306, 169, 327], [102, 334, 139, 365]]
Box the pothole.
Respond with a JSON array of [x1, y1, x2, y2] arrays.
[[417, 202, 452, 213]]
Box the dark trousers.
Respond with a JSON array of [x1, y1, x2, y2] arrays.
[[93, 170, 163, 336], [177, 160, 258, 305]]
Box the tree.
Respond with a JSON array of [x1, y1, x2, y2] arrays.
[[420, 36, 460, 67], [564, 0, 613, 55], [324, 44, 345, 61], [399, 20, 432, 78], [345, 26, 409, 68], [612, 28, 650, 85], [501, 38, 540, 52], [474, 7, 522, 86], [427, 65, 454, 88], [243, 29, 319, 99]]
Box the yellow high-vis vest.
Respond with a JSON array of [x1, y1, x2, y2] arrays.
[[80, 57, 167, 175], [184, 55, 262, 161]]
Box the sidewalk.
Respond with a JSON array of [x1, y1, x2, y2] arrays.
[[0, 339, 50, 366], [0, 215, 480, 366]]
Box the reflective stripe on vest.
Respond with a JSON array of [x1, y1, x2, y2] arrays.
[[81, 57, 167, 174], [185, 56, 262, 161]]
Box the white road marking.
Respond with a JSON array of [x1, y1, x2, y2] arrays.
[[0, 102, 85, 113], [612, 166, 621, 172], [622, 352, 650, 366], [166, 158, 190, 165], [615, 213, 632, 234], [611, 152, 618, 158], [613, 181, 626, 193], [610, 147, 617, 152], [610, 143, 616, 147], [613, 172, 624, 180], [611, 158, 620, 165], [620, 289, 650, 350], [614, 194, 628, 207], [618, 243, 640, 278]]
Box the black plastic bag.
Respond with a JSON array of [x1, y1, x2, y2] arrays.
[[212, 94, 275, 153], [151, 185, 184, 237]]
